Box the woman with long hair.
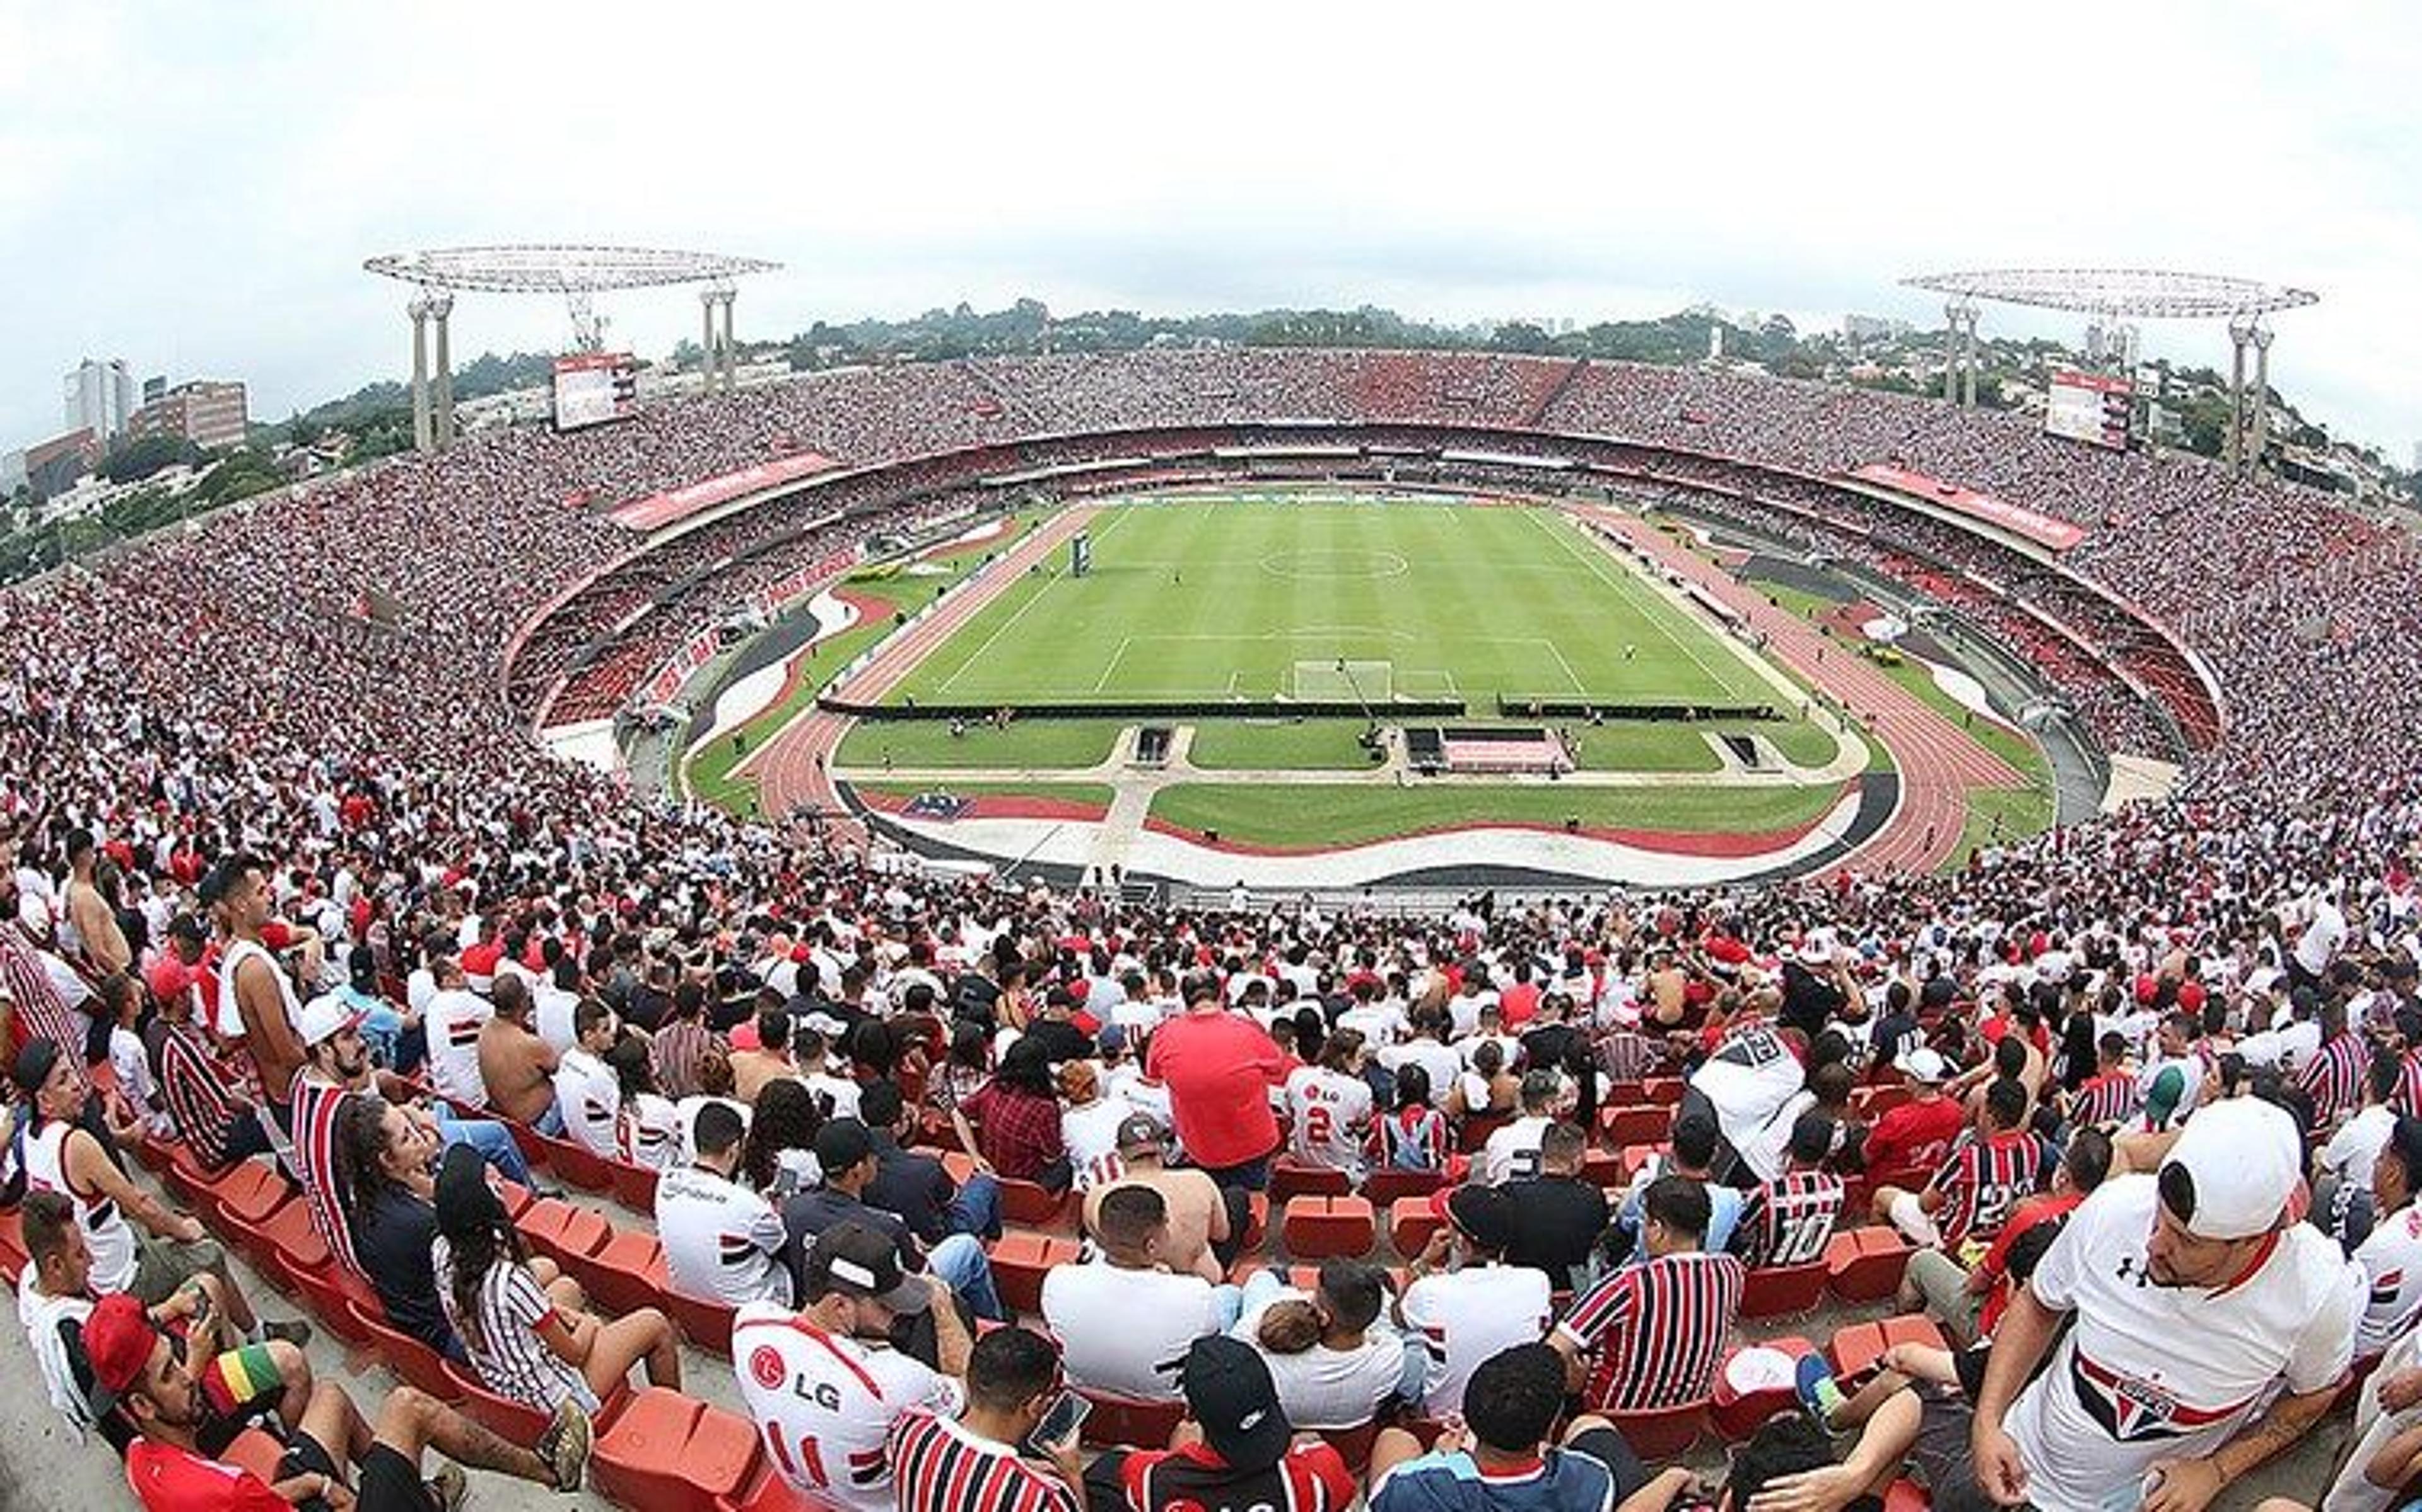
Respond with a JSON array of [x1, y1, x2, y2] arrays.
[[951, 1033, 1069, 1188], [334, 1095, 469, 1362], [741, 1076, 825, 1197], [430, 1144, 682, 1413]]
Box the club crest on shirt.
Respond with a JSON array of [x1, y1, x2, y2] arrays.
[[2072, 1352, 2244, 1441]]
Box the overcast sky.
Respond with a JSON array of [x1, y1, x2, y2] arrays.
[[4, 1, 2417, 457]]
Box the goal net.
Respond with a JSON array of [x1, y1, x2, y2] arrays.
[[1291, 659, 1394, 702]]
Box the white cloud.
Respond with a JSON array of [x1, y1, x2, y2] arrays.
[[1, 0, 2416, 451]]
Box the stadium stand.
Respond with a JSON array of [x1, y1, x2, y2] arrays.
[[0, 347, 2414, 1509]]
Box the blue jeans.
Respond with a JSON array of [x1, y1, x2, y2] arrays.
[[948, 1173, 1002, 1242], [436, 1109, 532, 1186], [533, 1103, 566, 1137], [929, 1233, 1007, 1322]]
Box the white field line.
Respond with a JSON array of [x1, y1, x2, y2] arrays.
[[934, 507, 1135, 695], [1527, 508, 1754, 701]]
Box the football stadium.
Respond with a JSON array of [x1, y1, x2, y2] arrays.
[[4, 32, 2416, 1509]]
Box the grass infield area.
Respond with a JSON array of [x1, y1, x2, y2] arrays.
[[882, 498, 1794, 712]]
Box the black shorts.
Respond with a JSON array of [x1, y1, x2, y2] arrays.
[[281, 1433, 435, 1512], [1566, 1425, 1651, 1504]]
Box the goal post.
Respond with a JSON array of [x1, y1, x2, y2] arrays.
[[1290, 658, 1393, 702]]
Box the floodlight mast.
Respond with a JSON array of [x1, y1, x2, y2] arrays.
[[1903, 269, 2318, 478], [364, 245, 781, 452]]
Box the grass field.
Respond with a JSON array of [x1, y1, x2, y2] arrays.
[[1147, 782, 1846, 848], [882, 499, 1793, 712]]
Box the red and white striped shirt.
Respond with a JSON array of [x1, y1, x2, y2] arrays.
[[886, 1407, 1080, 1512], [1557, 1250, 1744, 1412], [155, 1020, 242, 1168], [2397, 1049, 2422, 1120], [288, 1073, 360, 1274], [2301, 1031, 2369, 1129], [1930, 1131, 2042, 1253], [1734, 1170, 1845, 1269], [2072, 1071, 2139, 1127]]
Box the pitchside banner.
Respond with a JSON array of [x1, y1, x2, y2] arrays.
[[2044, 369, 2133, 450], [553, 352, 639, 431]]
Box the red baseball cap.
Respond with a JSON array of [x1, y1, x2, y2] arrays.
[[83, 1292, 159, 1414]]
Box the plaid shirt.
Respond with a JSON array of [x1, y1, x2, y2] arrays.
[[961, 1079, 1065, 1183]]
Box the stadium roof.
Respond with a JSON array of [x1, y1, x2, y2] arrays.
[[1903, 267, 2317, 320], [362, 244, 779, 294]]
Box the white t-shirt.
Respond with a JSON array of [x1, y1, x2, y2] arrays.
[[425, 987, 493, 1108], [1062, 1097, 1133, 1192], [533, 984, 582, 1055], [1041, 1261, 1226, 1402], [2322, 1105, 2397, 1191], [1399, 1263, 1553, 1416], [18, 1271, 97, 1441], [554, 1047, 622, 1157], [1378, 1040, 1463, 1108], [2003, 1175, 2361, 1511], [2298, 900, 2349, 977], [799, 1071, 864, 1122], [621, 1091, 682, 1171], [1285, 1066, 1374, 1177], [1234, 1287, 1412, 1430], [1480, 1114, 1553, 1187], [675, 1096, 752, 1165], [657, 1163, 793, 1308], [731, 1302, 961, 1512], [2354, 1201, 2422, 1360]]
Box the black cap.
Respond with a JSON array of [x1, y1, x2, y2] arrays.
[[348, 943, 378, 991], [167, 913, 208, 945], [1180, 1335, 1291, 1471], [1445, 1184, 1515, 1252], [11, 1036, 60, 1099], [812, 1117, 875, 1175], [804, 1221, 931, 1313], [433, 1142, 505, 1239]]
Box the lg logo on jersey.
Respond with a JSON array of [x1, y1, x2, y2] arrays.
[[748, 1344, 843, 1411]]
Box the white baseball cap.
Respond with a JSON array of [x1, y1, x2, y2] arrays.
[[1895, 1047, 1950, 1084], [298, 992, 366, 1049], [2159, 1098, 2302, 1240]]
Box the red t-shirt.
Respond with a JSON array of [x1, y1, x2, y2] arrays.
[[1499, 982, 1542, 1027], [1975, 1190, 2081, 1334], [1146, 1009, 1284, 1169], [126, 1439, 288, 1511], [1120, 1439, 1355, 1511], [1864, 1095, 1965, 1175]]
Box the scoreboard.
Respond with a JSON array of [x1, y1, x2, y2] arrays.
[[553, 352, 639, 431], [2044, 369, 2133, 450]]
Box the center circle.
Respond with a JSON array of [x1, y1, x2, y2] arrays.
[[1258, 549, 1412, 580]]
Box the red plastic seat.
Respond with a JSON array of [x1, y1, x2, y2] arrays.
[[1641, 1077, 1687, 1106], [664, 1286, 737, 1356], [1711, 1337, 1818, 1440], [494, 1177, 536, 1221], [346, 1300, 467, 1402], [1605, 1399, 1708, 1460], [1075, 1389, 1186, 1450], [989, 1233, 1080, 1316], [1458, 1114, 1509, 1154], [1282, 1195, 1375, 1260], [1389, 1195, 1446, 1259], [202, 1158, 291, 1226], [1622, 1143, 1666, 1180], [294, 1264, 382, 1348], [250, 1199, 332, 1293], [1364, 1167, 1446, 1206], [1269, 1159, 1352, 1202], [1600, 1103, 1674, 1148], [611, 1158, 661, 1214], [1741, 1259, 1832, 1320], [441, 1359, 556, 1444], [1578, 1150, 1626, 1188], [542, 1134, 618, 1194], [1825, 1228, 1916, 1305], [592, 1387, 759, 1512], [578, 1229, 669, 1318], [999, 1177, 1074, 1231], [221, 1426, 288, 1484], [0, 1208, 26, 1282], [1885, 1477, 1933, 1512], [520, 1201, 614, 1272], [1827, 1315, 1949, 1381], [715, 1462, 828, 1512]]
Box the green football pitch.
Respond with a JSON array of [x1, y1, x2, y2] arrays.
[[880, 497, 1787, 709]]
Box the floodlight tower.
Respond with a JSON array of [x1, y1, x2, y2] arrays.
[[1904, 269, 2317, 475], [365, 245, 781, 452]]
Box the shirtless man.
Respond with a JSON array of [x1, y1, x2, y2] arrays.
[[64, 830, 131, 978], [478, 974, 561, 1132], [1082, 1113, 1232, 1283]]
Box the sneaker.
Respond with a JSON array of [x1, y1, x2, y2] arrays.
[[424, 1463, 468, 1511], [262, 1317, 313, 1349], [535, 1399, 593, 1492], [1795, 1351, 1846, 1428]]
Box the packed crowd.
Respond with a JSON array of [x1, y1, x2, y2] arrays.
[[0, 349, 2419, 1512]]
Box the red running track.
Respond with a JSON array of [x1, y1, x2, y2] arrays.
[[750, 508, 1101, 837], [1571, 506, 2022, 875]]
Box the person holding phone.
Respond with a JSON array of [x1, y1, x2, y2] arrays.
[[888, 1327, 1084, 1512]]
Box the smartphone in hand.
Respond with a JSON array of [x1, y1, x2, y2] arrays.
[[1026, 1392, 1091, 1456]]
